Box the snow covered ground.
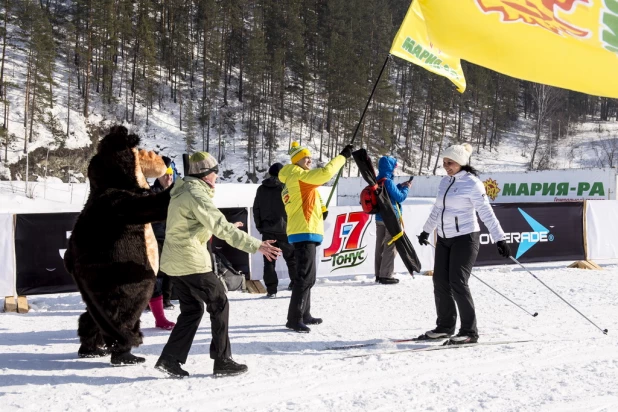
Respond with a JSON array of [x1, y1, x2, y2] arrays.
[[2, 262, 617, 411]]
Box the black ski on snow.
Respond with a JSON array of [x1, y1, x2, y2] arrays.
[[342, 339, 533, 359], [324, 337, 446, 351]]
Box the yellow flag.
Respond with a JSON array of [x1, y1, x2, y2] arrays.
[[416, 0, 618, 98], [390, 1, 467, 92]]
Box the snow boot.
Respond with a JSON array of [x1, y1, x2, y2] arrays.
[[303, 316, 323, 325], [163, 299, 175, 310], [155, 354, 189, 378], [377, 277, 399, 285], [150, 295, 176, 330], [213, 358, 248, 376], [266, 293, 277, 298], [285, 321, 311, 333], [111, 351, 146, 366], [78, 345, 110, 358], [445, 333, 479, 345]]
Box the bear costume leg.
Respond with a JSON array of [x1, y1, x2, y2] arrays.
[[74, 266, 155, 365], [77, 311, 109, 358]]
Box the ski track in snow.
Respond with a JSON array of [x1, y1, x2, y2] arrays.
[[2, 265, 618, 411]]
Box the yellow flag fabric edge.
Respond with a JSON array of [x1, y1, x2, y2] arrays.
[[389, 1, 466, 93]]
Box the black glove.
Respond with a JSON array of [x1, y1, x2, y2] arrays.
[[497, 240, 511, 258], [339, 144, 354, 159], [322, 211, 329, 220], [417, 231, 429, 246]]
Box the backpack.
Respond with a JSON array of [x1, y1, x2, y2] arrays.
[[360, 177, 387, 214]]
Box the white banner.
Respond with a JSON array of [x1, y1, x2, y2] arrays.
[[338, 168, 616, 205], [586, 200, 618, 260], [0, 214, 16, 296], [250, 205, 435, 280]]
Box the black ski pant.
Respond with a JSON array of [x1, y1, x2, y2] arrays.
[[262, 233, 298, 295], [153, 242, 173, 302], [287, 241, 318, 324], [160, 272, 231, 363], [433, 232, 480, 337]]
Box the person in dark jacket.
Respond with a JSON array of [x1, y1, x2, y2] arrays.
[[374, 156, 412, 285], [148, 156, 178, 330], [253, 163, 298, 297]]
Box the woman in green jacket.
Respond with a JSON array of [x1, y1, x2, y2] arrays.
[[155, 152, 280, 378]]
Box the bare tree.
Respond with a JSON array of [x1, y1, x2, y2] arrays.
[[529, 84, 565, 169]]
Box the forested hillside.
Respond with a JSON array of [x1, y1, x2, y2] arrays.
[[1, 0, 617, 182]]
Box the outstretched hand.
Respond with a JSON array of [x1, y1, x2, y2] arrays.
[[259, 239, 281, 262]]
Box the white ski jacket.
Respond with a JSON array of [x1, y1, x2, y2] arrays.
[[423, 171, 506, 241]]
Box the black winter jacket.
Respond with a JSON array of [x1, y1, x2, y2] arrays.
[[253, 177, 288, 236], [150, 180, 167, 244]]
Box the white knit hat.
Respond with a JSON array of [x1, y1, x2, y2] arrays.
[[442, 143, 473, 166]]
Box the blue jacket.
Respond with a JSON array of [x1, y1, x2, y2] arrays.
[[375, 156, 409, 222]]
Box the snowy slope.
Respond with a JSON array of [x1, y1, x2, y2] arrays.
[[2, 10, 618, 184], [2, 263, 617, 411]]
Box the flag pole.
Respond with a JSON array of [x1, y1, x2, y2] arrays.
[[325, 54, 391, 208]]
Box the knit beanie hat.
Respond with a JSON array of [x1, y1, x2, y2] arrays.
[[268, 162, 284, 177], [289, 141, 311, 165], [188, 152, 218, 178], [161, 156, 173, 175], [442, 143, 473, 166]]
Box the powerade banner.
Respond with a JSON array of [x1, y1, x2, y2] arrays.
[[15, 213, 79, 295], [14, 209, 249, 296], [476, 202, 585, 266]]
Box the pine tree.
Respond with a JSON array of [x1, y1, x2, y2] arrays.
[[18, 0, 56, 150], [184, 97, 197, 152]]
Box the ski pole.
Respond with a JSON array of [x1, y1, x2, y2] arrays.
[[426, 243, 538, 317], [325, 55, 391, 208], [509, 256, 608, 335], [469, 272, 538, 317]]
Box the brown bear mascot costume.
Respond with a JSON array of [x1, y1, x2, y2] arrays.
[[64, 125, 172, 366]]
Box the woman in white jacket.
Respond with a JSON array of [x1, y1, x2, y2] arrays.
[[417, 143, 511, 345]]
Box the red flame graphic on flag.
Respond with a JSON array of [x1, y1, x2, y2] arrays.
[[476, 0, 591, 38]]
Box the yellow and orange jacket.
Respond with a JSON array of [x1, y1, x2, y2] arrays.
[[278, 155, 346, 244]]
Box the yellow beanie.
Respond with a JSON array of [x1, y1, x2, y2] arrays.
[[289, 141, 311, 165]]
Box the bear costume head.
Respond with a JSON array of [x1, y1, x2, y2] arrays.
[[88, 125, 167, 192]]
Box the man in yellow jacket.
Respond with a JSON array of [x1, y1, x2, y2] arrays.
[[155, 152, 280, 378], [279, 142, 353, 332]]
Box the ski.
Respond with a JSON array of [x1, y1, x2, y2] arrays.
[[325, 337, 446, 351], [342, 339, 533, 359]]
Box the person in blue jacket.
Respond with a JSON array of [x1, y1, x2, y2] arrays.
[[374, 156, 412, 285]]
